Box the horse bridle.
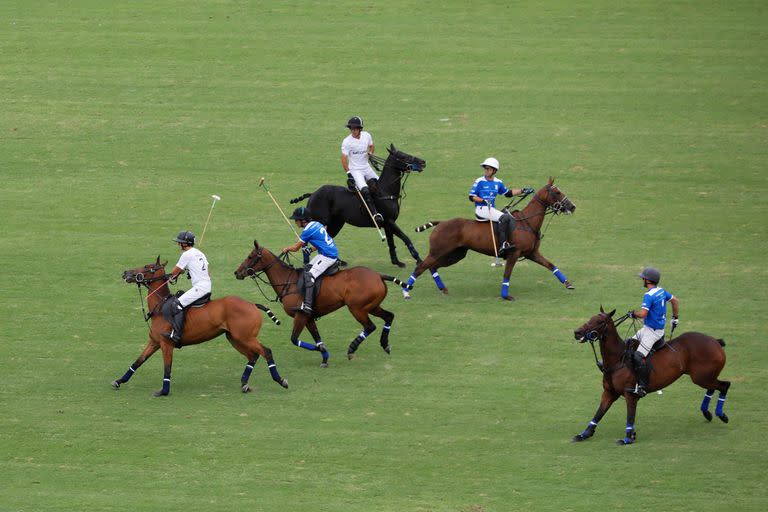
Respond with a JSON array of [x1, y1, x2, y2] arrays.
[[580, 313, 630, 374], [534, 185, 572, 215], [126, 263, 174, 322], [370, 153, 423, 205], [242, 249, 298, 303]]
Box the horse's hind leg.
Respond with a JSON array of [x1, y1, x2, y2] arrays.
[[231, 334, 289, 391], [527, 249, 574, 290], [112, 340, 160, 389], [696, 379, 731, 424], [370, 306, 394, 354], [347, 308, 377, 359]]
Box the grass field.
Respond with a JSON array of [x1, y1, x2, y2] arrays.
[[2, 1, 767, 511]]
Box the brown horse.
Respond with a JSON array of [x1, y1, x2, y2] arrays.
[[114, 257, 289, 396], [572, 307, 730, 444], [234, 241, 407, 366], [404, 178, 576, 300]]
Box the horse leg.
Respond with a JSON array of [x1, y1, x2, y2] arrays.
[[572, 389, 619, 442], [370, 305, 394, 354], [384, 225, 405, 268], [527, 249, 574, 290], [153, 341, 175, 397], [347, 308, 377, 359], [307, 319, 330, 368], [386, 220, 422, 265], [694, 376, 731, 423], [290, 316, 329, 367], [617, 393, 639, 444], [500, 255, 520, 301], [403, 254, 437, 298], [111, 339, 160, 389], [230, 331, 289, 391]]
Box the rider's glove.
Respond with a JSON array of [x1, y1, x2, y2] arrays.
[[671, 316, 679, 328], [627, 309, 635, 319], [346, 173, 356, 191], [522, 187, 535, 194]]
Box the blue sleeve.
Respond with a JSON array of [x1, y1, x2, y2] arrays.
[[469, 179, 479, 197], [299, 224, 313, 243], [497, 181, 509, 195], [641, 292, 652, 310], [665, 290, 673, 301]]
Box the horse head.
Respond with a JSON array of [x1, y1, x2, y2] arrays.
[[385, 144, 426, 174], [234, 240, 266, 280], [573, 306, 616, 343], [535, 178, 576, 215], [122, 256, 168, 285]]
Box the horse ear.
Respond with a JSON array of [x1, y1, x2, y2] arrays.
[[253, 240, 259, 248], [599, 304, 604, 313], [548, 176, 555, 185], [389, 143, 395, 153], [156, 255, 160, 264], [608, 309, 616, 317], [162, 260, 168, 267]]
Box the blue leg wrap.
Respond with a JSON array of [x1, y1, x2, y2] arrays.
[[119, 364, 137, 383], [501, 279, 510, 299], [552, 267, 567, 284], [701, 391, 714, 412], [293, 339, 318, 351], [241, 362, 255, 383], [715, 396, 726, 417], [431, 270, 445, 290], [406, 273, 417, 290], [161, 377, 170, 395], [267, 359, 281, 382]]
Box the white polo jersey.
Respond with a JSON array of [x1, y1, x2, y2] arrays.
[[341, 131, 374, 173], [175, 248, 211, 290]]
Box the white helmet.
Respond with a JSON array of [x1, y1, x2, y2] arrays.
[[480, 157, 500, 171]]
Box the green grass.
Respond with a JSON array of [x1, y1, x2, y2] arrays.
[[2, 1, 767, 511]]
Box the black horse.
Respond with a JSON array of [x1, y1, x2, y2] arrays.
[[290, 144, 426, 267]]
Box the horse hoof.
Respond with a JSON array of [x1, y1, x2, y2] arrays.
[[152, 390, 168, 397], [718, 413, 729, 424], [347, 353, 354, 360], [440, 288, 449, 295], [382, 345, 391, 354], [280, 379, 289, 389], [111, 380, 121, 390], [565, 281, 575, 290], [572, 435, 586, 443], [394, 261, 406, 268], [616, 437, 634, 445], [320, 362, 329, 368], [702, 410, 713, 422], [402, 290, 411, 300], [501, 296, 516, 302], [241, 384, 252, 393]]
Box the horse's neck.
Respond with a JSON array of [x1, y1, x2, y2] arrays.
[[599, 324, 625, 365], [519, 198, 546, 228], [262, 251, 297, 290], [379, 165, 401, 193], [147, 283, 170, 310]]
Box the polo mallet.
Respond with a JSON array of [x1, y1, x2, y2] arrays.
[[487, 206, 502, 267], [354, 187, 386, 242], [198, 194, 221, 247], [258, 178, 301, 242]]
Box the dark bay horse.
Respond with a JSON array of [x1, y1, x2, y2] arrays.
[[234, 241, 407, 366], [404, 178, 576, 300], [572, 307, 730, 445], [289, 144, 426, 267], [114, 257, 289, 396]]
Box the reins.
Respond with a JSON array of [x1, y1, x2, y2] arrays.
[[584, 313, 630, 374], [246, 251, 301, 303]]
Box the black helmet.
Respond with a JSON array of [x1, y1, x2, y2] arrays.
[[289, 206, 311, 221], [638, 267, 661, 284], [173, 230, 196, 246], [346, 116, 364, 129]]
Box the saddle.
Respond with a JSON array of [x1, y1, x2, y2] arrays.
[[296, 261, 342, 300], [159, 292, 211, 324], [474, 210, 520, 240]]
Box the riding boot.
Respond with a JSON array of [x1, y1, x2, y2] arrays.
[[498, 212, 515, 257], [631, 351, 649, 396], [361, 187, 384, 224], [163, 300, 186, 348], [299, 273, 315, 316]]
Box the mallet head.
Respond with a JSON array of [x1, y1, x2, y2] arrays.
[[211, 194, 221, 202]]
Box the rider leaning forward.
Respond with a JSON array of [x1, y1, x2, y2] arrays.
[[283, 206, 339, 316], [627, 267, 680, 396], [469, 157, 533, 257]]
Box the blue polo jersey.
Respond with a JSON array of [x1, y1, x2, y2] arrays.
[[641, 287, 674, 330], [300, 221, 338, 258], [469, 177, 509, 208]]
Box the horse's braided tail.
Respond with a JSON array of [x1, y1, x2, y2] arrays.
[[415, 221, 440, 233], [380, 275, 408, 289], [289, 193, 312, 204], [717, 338, 726, 347], [255, 303, 281, 325]]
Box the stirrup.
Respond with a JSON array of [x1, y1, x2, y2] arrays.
[[628, 383, 647, 397], [298, 302, 313, 315]]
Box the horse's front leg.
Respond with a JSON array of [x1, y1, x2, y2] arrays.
[[617, 393, 640, 444], [384, 225, 405, 268], [386, 220, 422, 265], [527, 249, 574, 289], [307, 319, 330, 368], [572, 388, 619, 442], [153, 340, 175, 397], [500, 256, 520, 301], [112, 339, 161, 389], [290, 316, 328, 367]]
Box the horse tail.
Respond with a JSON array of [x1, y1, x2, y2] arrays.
[[255, 303, 281, 325], [380, 275, 408, 289], [289, 193, 312, 204], [717, 338, 726, 347], [415, 221, 440, 233]]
